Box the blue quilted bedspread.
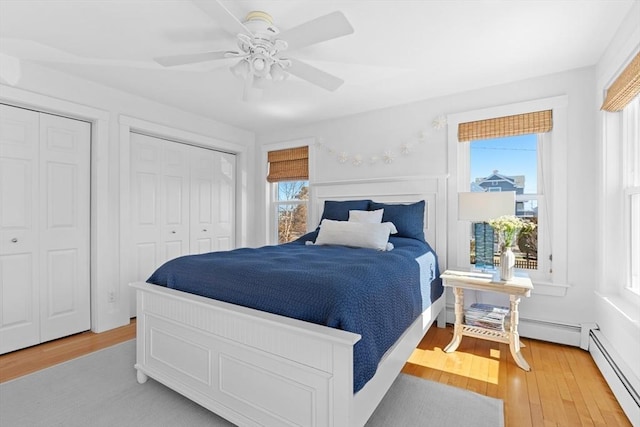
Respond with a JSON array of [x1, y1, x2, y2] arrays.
[[147, 233, 442, 392]]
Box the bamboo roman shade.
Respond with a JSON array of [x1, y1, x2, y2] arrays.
[[458, 110, 553, 142], [601, 52, 640, 112], [267, 146, 309, 182]]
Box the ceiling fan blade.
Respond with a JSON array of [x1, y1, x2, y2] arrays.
[[154, 50, 233, 67], [191, 0, 251, 36], [287, 58, 344, 91], [279, 11, 354, 52]]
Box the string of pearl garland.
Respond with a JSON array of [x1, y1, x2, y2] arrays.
[[315, 115, 447, 166]]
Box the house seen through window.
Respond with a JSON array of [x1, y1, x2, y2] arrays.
[[469, 134, 540, 270]]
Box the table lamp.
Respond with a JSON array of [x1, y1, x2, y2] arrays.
[[458, 191, 515, 270]]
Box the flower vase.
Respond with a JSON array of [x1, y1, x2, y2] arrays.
[[500, 246, 515, 281]]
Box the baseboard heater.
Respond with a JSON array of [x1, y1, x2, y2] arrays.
[[589, 329, 640, 425]]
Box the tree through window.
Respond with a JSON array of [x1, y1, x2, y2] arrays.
[[276, 181, 309, 243]]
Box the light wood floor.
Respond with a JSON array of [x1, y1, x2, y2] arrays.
[[402, 325, 631, 427], [0, 321, 631, 426]]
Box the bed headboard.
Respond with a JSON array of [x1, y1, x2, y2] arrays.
[[311, 176, 447, 263]]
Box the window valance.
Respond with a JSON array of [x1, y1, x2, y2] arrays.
[[266, 146, 309, 182], [601, 51, 640, 112], [458, 110, 553, 142]]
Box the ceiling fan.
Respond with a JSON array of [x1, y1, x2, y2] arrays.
[[154, 0, 355, 100]]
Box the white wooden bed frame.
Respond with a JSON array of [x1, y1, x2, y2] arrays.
[[132, 176, 447, 427]]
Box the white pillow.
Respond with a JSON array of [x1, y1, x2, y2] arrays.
[[315, 219, 391, 251], [348, 210, 397, 235], [348, 209, 383, 223], [382, 222, 398, 234]]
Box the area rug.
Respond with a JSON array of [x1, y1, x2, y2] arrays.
[[0, 340, 503, 426]]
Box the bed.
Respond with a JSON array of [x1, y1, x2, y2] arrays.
[[131, 177, 447, 427]]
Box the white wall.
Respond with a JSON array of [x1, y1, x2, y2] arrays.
[[257, 66, 600, 345], [0, 59, 256, 333]]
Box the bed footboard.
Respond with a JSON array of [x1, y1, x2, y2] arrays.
[[131, 282, 361, 427]]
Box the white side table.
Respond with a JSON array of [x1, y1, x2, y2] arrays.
[[440, 269, 533, 371]]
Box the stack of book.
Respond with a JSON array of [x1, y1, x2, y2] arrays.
[[464, 303, 510, 331]]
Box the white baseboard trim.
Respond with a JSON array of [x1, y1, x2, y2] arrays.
[[589, 330, 640, 426]]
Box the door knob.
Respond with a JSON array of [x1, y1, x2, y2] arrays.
[[11, 238, 18, 243], [171, 230, 176, 234]]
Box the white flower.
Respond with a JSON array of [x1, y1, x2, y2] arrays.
[[352, 154, 363, 166], [400, 143, 412, 155], [338, 152, 349, 163], [383, 151, 395, 164], [432, 115, 447, 130], [488, 215, 536, 249]]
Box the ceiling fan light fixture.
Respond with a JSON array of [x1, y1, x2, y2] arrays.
[[155, 2, 354, 98], [230, 59, 250, 79], [252, 57, 266, 71], [270, 63, 289, 82]]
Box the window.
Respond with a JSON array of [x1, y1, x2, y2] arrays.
[[449, 102, 566, 290], [469, 134, 539, 271], [266, 145, 310, 244], [274, 181, 309, 243], [601, 51, 640, 299], [623, 96, 640, 294]]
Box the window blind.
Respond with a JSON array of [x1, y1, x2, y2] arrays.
[[458, 110, 553, 142], [266, 146, 309, 182], [601, 51, 640, 112]]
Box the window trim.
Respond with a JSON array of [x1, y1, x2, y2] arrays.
[[623, 96, 640, 297], [447, 96, 569, 296]]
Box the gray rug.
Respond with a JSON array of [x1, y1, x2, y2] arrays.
[[0, 340, 503, 427]]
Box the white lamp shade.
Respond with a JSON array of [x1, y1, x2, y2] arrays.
[[230, 60, 250, 79], [458, 191, 515, 221], [270, 63, 289, 82]]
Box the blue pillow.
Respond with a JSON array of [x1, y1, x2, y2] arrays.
[[368, 200, 425, 241], [320, 200, 372, 222]]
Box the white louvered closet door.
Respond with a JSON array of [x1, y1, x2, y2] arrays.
[[0, 104, 90, 354]]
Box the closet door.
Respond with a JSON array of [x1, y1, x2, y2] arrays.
[[129, 133, 189, 282], [0, 105, 40, 352], [189, 148, 236, 253], [215, 152, 236, 251], [0, 105, 90, 353], [161, 140, 190, 262], [129, 133, 163, 288], [190, 146, 217, 254], [128, 134, 236, 316], [38, 113, 90, 342]]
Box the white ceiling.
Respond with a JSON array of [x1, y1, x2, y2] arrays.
[[0, 0, 635, 133]]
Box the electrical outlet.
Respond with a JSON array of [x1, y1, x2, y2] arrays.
[[108, 291, 116, 303]]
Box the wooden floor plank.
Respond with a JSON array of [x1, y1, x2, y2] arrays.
[[0, 320, 136, 383], [408, 324, 631, 427], [0, 321, 632, 427]]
